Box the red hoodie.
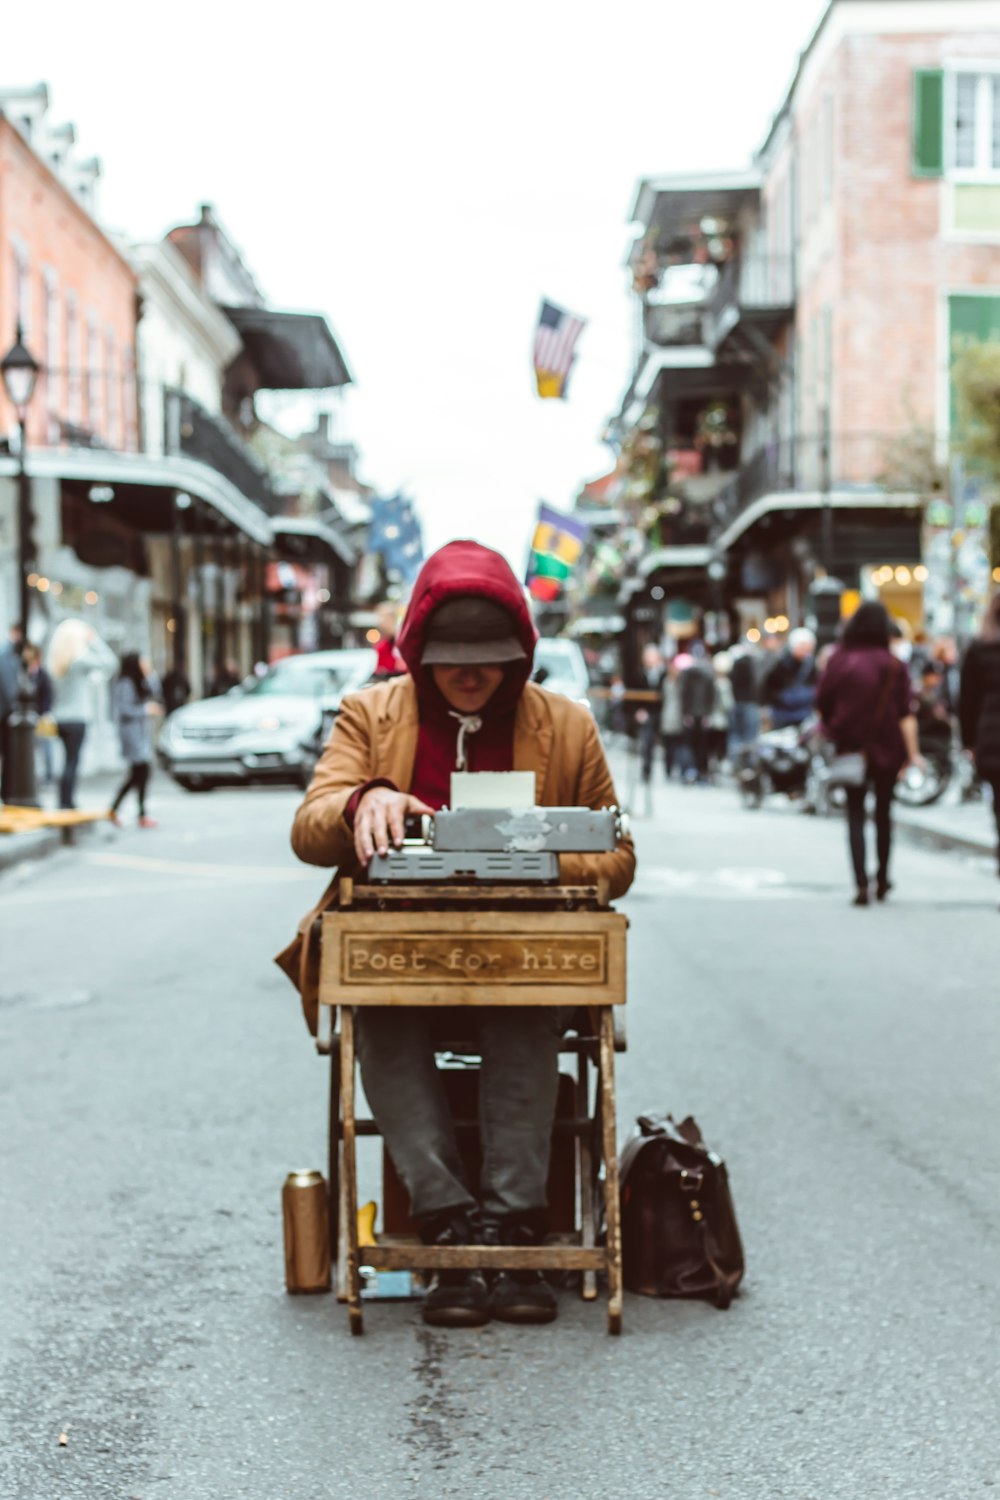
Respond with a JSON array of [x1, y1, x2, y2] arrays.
[[395, 540, 538, 809], [347, 542, 539, 818]]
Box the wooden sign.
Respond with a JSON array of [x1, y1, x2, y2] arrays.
[[321, 910, 626, 1006]]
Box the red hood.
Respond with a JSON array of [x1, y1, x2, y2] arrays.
[[396, 540, 538, 694]]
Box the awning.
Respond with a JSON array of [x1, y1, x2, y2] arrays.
[[223, 307, 352, 390], [272, 513, 356, 566], [0, 445, 273, 545]]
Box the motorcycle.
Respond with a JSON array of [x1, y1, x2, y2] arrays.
[[735, 716, 827, 810]]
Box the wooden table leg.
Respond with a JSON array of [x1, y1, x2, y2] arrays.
[[340, 1006, 363, 1335], [577, 1049, 597, 1301], [599, 1007, 623, 1336], [330, 1030, 350, 1303]]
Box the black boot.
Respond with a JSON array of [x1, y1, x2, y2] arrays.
[[419, 1209, 489, 1329], [485, 1213, 558, 1325]]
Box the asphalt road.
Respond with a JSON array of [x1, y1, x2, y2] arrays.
[[1, 765, 998, 1499]]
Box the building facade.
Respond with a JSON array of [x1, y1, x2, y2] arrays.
[[613, 0, 1000, 661], [0, 89, 378, 780]]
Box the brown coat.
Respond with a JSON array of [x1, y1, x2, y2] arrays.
[[277, 675, 636, 1034]]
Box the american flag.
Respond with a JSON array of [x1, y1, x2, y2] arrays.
[[533, 299, 586, 400]]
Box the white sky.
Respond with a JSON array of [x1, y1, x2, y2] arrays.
[[12, 0, 823, 569]]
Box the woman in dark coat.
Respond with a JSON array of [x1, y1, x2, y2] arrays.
[[959, 594, 1000, 881], [817, 603, 920, 905]]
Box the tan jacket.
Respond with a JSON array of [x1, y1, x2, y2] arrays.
[[279, 676, 636, 1034]]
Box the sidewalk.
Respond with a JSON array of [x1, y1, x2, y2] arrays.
[[606, 740, 997, 860], [0, 770, 121, 877], [892, 795, 997, 859]]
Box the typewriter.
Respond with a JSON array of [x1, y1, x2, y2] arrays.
[[366, 805, 628, 884]]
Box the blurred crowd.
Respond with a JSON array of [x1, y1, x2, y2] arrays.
[[624, 623, 970, 790]]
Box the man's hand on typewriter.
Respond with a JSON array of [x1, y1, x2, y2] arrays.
[[354, 787, 434, 864]]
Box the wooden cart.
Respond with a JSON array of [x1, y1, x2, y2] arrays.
[[317, 877, 628, 1335]]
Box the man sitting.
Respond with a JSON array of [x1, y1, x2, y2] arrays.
[[290, 540, 635, 1328]]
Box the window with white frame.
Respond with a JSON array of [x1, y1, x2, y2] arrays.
[[105, 329, 120, 448], [66, 293, 81, 425], [951, 69, 1000, 176], [86, 311, 101, 432], [43, 270, 59, 440]]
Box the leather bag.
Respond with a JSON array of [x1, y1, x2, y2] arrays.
[[827, 750, 867, 788], [619, 1112, 744, 1308]]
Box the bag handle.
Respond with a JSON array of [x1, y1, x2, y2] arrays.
[[863, 663, 900, 756], [698, 1220, 740, 1310]]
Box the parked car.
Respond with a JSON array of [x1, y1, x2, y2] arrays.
[[158, 648, 376, 792], [533, 637, 591, 707]]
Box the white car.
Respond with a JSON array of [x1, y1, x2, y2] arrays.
[[158, 649, 376, 791], [533, 637, 591, 707]]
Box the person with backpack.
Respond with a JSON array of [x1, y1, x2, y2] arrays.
[[678, 654, 716, 783]]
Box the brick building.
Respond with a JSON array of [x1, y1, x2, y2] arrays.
[[0, 86, 138, 452], [617, 0, 1000, 654]]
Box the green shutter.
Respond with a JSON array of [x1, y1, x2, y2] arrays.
[[913, 69, 944, 177]]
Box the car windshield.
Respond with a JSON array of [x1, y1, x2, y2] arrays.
[[242, 656, 372, 700]]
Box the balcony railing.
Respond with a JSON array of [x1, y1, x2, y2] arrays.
[[707, 255, 795, 350], [164, 389, 279, 514], [708, 433, 928, 539]]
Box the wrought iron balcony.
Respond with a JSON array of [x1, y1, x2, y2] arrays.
[[164, 388, 279, 514], [705, 255, 795, 355], [708, 432, 926, 542]]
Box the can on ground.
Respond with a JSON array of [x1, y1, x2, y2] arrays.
[[282, 1170, 331, 1294]]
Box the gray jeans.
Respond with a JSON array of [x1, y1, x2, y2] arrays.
[[355, 1006, 562, 1221]]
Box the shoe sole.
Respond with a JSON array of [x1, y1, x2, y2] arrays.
[[421, 1307, 490, 1328], [489, 1305, 558, 1325]]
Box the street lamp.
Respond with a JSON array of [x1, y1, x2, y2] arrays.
[[2, 324, 42, 806], [2, 325, 42, 637]]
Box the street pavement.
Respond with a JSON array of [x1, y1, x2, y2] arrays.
[[1, 763, 998, 1499]]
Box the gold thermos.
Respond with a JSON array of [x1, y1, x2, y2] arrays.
[[282, 1170, 332, 1294]]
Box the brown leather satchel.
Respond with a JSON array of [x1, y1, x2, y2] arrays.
[[619, 1112, 744, 1308]]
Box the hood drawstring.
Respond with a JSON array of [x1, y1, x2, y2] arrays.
[[449, 712, 483, 772]]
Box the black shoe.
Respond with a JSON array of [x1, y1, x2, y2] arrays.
[[419, 1210, 489, 1329], [853, 886, 869, 906], [483, 1215, 558, 1326], [875, 878, 892, 902]]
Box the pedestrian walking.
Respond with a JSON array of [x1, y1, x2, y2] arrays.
[[817, 602, 921, 906], [0, 623, 25, 802], [659, 657, 686, 778], [48, 619, 117, 810], [678, 653, 716, 783], [707, 652, 735, 770], [22, 644, 56, 788], [958, 594, 1000, 890], [161, 664, 191, 715], [209, 658, 241, 697], [729, 644, 762, 750], [108, 653, 161, 828], [764, 628, 818, 729]]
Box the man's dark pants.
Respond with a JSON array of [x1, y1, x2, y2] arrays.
[[355, 1006, 562, 1222]]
